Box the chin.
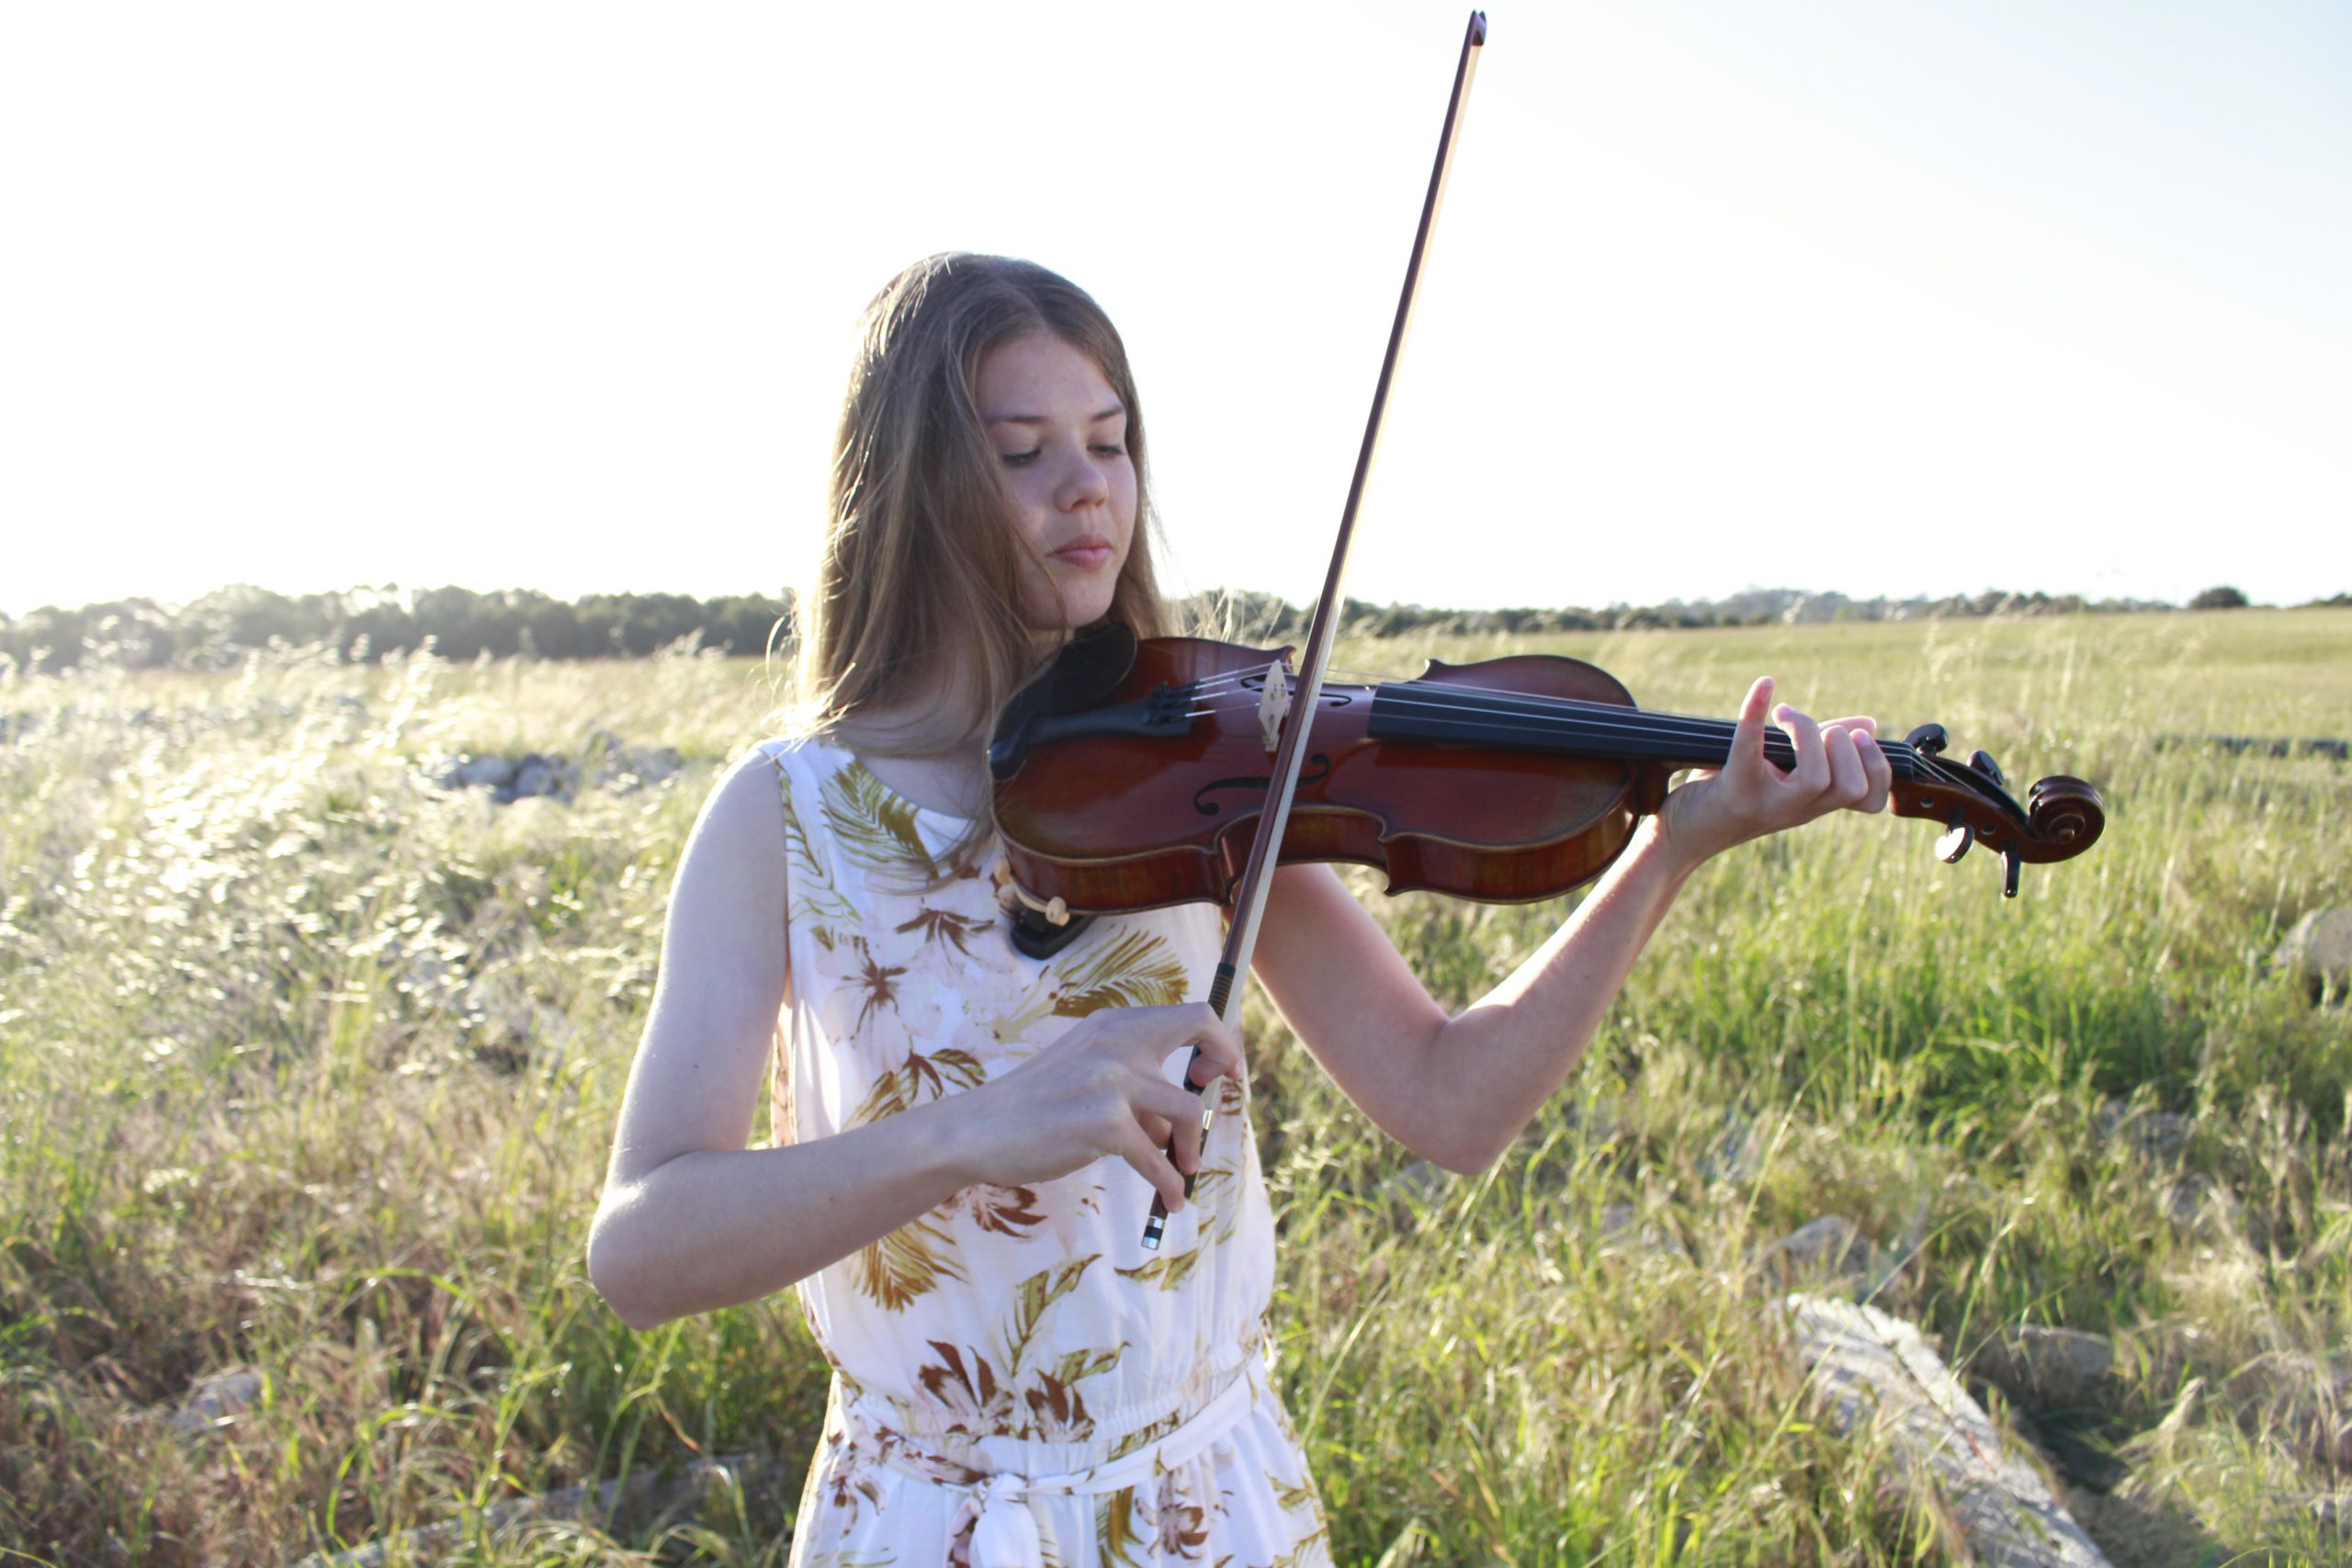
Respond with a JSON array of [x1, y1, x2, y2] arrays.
[[1029, 581, 1119, 635]]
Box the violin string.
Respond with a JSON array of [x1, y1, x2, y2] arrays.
[[1180, 671, 1890, 743], [1173, 699, 1932, 784], [1143, 667, 1955, 787], [1175, 666, 1911, 743], [1173, 668, 1915, 741], [1178, 686, 1927, 769]]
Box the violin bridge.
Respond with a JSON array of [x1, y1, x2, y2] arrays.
[[1257, 658, 1292, 753]]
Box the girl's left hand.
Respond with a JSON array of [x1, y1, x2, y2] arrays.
[[1652, 675, 1894, 872]]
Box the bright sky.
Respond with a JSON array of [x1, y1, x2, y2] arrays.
[[5, 1, 2347, 617]]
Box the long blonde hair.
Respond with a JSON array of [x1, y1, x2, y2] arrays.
[[794, 254, 1167, 759]]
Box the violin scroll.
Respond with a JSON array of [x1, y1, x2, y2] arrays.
[[1885, 725, 2105, 897]]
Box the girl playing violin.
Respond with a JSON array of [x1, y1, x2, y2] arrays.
[[587, 253, 1894, 1567]]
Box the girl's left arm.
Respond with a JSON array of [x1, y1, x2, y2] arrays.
[[1248, 677, 1891, 1175]]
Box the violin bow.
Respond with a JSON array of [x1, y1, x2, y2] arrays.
[[1144, 10, 1488, 1250]]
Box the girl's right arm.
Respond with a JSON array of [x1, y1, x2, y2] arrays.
[[585, 751, 1239, 1333]]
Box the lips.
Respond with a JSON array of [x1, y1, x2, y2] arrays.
[[1050, 536, 1115, 570]]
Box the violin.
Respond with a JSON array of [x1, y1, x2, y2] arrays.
[[1021, 13, 2098, 1249], [989, 622, 2106, 933]]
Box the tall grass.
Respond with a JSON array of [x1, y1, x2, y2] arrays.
[[2, 611, 2346, 1564]]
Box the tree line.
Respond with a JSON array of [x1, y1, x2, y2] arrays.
[[0, 581, 2330, 675], [0, 585, 795, 673]]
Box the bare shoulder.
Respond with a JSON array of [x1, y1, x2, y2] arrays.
[[604, 744, 799, 1185], [686, 741, 794, 871], [652, 743, 796, 1005]]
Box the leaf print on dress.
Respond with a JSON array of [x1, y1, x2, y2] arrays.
[[938, 1181, 1046, 1238], [1026, 1345, 1122, 1442], [1185, 1163, 1244, 1247], [850, 1046, 987, 1128], [1000, 1256, 1100, 1376], [1114, 1245, 1206, 1292], [990, 927, 1190, 1043], [896, 898, 1021, 986], [775, 755, 861, 933], [854, 1213, 967, 1313], [848, 941, 910, 1037], [1251, 1536, 1336, 1568], [818, 1450, 888, 1535], [896, 903, 996, 960], [912, 1339, 1016, 1437], [1099, 1484, 1148, 1568], [822, 762, 939, 886], [1272, 1475, 1322, 1518], [809, 928, 947, 1082], [1143, 1466, 1216, 1562]]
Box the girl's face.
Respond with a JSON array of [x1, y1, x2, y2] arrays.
[[976, 333, 1136, 635]]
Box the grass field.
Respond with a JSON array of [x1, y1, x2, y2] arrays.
[[3, 610, 2348, 1565]]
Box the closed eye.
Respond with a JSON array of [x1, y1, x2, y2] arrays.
[[999, 450, 1041, 467]]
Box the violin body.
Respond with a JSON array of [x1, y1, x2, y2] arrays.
[[989, 628, 2107, 916]]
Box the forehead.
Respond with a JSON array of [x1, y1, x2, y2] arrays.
[[975, 334, 1118, 416]]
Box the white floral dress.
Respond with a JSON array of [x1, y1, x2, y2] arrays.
[[762, 738, 1332, 1568]]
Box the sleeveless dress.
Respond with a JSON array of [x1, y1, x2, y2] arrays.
[[760, 738, 1333, 1568]]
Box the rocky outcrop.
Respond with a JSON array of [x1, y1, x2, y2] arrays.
[[1756, 1214, 1878, 1290], [1786, 1295, 2111, 1567], [432, 727, 683, 807], [1968, 1327, 2117, 1411], [2093, 1100, 2195, 1163], [166, 1367, 263, 1434], [291, 1450, 783, 1567], [2273, 908, 2352, 1000]]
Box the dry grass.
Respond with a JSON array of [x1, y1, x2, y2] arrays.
[[3, 612, 2348, 1564]]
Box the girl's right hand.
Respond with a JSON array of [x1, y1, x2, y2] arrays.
[[954, 1003, 1244, 1213]]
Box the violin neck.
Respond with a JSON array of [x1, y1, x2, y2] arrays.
[[1368, 682, 1920, 778]]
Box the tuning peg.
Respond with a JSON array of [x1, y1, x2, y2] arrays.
[[1969, 749, 2005, 787], [2002, 848, 2021, 898], [1936, 810, 1973, 863], [1905, 723, 1948, 757]]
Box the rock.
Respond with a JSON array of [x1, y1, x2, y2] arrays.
[[1757, 1215, 1875, 1288], [2057, 1482, 2226, 1563], [579, 727, 684, 789], [2241, 1352, 2352, 1470], [433, 737, 671, 805], [1555, 1096, 1626, 1142], [1374, 1158, 1448, 1213], [2154, 1175, 2229, 1241], [453, 754, 516, 789], [1600, 1202, 1691, 1263], [605, 742, 683, 790], [2162, 1174, 2228, 1234], [293, 1450, 782, 1567], [512, 755, 577, 801], [1700, 1107, 1766, 1184], [2093, 1101, 2194, 1163], [1970, 1327, 2116, 1410], [1786, 1295, 2112, 1567], [168, 1368, 263, 1433], [2274, 908, 2352, 999], [2020, 1411, 2130, 1493]]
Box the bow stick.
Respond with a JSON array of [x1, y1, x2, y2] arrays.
[[1144, 11, 1488, 1250]]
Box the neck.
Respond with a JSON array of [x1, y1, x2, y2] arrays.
[[1365, 679, 1920, 778]]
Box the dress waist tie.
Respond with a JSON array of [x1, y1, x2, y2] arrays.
[[864, 1362, 1260, 1568]]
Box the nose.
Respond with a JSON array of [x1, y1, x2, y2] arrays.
[[1054, 446, 1110, 512]]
